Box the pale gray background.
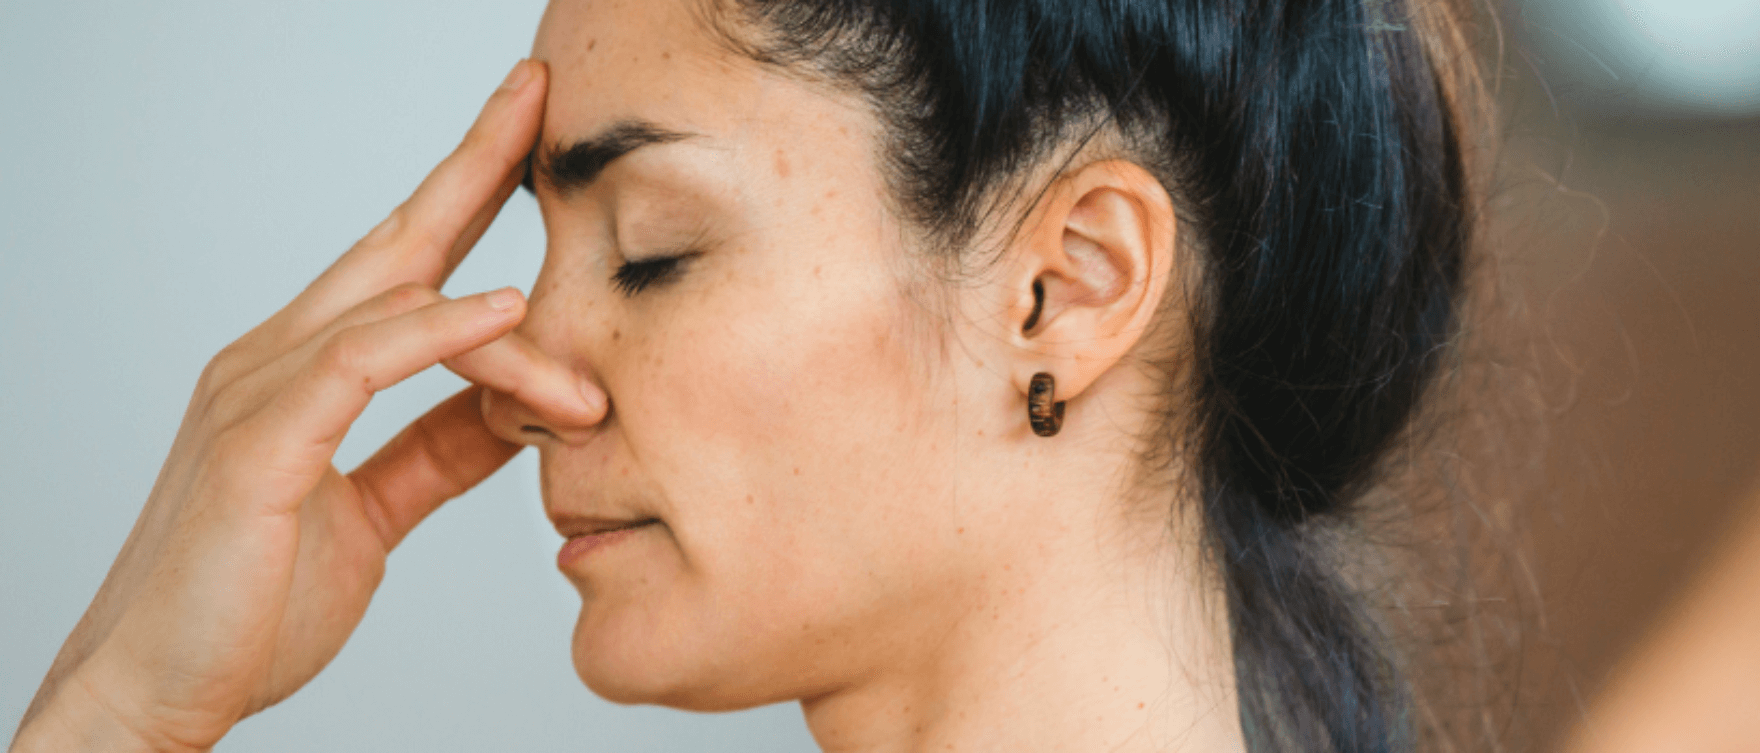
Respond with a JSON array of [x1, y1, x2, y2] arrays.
[[0, 1, 816, 749]]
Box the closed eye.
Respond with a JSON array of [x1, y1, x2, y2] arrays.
[[611, 252, 698, 297]]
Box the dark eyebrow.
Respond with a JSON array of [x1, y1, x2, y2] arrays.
[[522, 119, 696, 195]]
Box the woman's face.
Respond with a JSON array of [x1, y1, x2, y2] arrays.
[[487, 0, 1045, 709]]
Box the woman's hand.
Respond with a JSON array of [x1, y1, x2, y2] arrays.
[[12, 59, 601, 752]]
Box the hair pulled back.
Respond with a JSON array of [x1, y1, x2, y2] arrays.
[[707, 1, 1483, 750]]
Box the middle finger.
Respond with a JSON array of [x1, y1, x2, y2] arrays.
[[245, 60, 548, 360]]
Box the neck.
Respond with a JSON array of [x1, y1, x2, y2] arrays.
[[797, 504, 1246, 753]]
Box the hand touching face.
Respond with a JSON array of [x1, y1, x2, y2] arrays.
[[14, 61, 615, 750]]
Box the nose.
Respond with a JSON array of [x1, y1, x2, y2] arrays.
[[480, 382, 604, 447], [477, 288, 611, 448]]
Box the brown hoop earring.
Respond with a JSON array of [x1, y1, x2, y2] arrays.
[[1028, 372, 1066, 437]]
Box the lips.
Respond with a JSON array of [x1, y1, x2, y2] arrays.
[[551, 514, 661, 539], [554, 516, 661, 569]]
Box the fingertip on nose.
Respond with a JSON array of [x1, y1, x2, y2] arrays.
[[578, 378, 610, 423], [498, 59, 535, 94]]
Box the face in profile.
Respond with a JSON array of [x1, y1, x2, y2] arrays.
[[484, 0, 1069, 711], [480, 0, 1472, 748]]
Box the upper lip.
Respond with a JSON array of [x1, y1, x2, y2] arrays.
[[550, 513, 659, 539]]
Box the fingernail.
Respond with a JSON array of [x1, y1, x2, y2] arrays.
[[578, 378, 606, 416], [487, 287, 523, 310], [498, 59, 533, 93]]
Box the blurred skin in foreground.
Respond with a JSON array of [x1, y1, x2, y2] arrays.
[[1564, 483, 1760, 753]]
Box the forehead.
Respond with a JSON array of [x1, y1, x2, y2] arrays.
[[530, 0, 864, 162]]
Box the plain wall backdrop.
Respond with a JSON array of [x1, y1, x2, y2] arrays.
[[0, 1, 817, 750]]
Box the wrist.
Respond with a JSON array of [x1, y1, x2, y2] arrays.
[[10, 660, 205, 753]]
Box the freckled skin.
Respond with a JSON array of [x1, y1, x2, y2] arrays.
[[478, 1, 1244, 751], [503, 0, 984, 712]]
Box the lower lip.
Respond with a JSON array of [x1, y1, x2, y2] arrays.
[[558, 522, 656, 568]]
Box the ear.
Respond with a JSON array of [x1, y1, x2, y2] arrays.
[[995, 159, 1177, 420]]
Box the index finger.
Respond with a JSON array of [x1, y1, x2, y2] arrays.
[[254, 60, 549, 355]]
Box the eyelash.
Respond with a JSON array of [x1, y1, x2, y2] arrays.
[[611, 252, 696, 296]]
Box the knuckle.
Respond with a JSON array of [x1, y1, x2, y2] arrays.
[[195, 354, 229, 396], [378, 205, 415, 245], [318, 328, 370, 376], [405, 220, 449, 256], [201, 344, 247, 386], [193, 346, 249, 416], [369, 203, 445, 256], [202, 377, 253, 428], [361, 206, 407, 247], [458, 125, 492, 155], [206, 422, 258, 476], [377, 206, 445, 256], [383, 282, 439, 313], [316, 326, 384, 391]]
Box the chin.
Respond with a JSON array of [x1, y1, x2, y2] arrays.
[[569, 606, 781, 712]]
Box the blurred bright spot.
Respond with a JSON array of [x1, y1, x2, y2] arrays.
[[1523, 0, 1760, 116]]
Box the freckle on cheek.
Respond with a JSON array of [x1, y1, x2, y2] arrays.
[[773, 149, 791, 178]]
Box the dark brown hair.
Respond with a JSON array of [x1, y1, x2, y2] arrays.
[[706, 0, 1491, 749]]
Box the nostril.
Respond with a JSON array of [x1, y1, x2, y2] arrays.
[[521, 425, 555, 437]]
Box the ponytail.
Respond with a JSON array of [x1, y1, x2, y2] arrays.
[[716, 0, 1483, 748], [1178, 0, 1475, 748]]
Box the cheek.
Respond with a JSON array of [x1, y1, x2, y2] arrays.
[[657, 251, 944, 546], [620, 237, 970, 668]]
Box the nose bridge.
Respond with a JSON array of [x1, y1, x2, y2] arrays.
[[520, 256, 608, 369], [518, 272, 570, 358]]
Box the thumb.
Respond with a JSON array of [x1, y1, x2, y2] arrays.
[[348, 384, 524, 550]]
